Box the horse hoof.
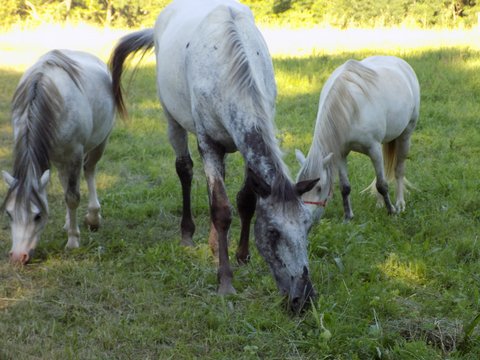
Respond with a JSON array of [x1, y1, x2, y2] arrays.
[[66, 238, 80, 249], [236, 253, 250, 265], [84, 214, 101, 231], [180, 236, 194, 247], [218, 283, 236, 295]]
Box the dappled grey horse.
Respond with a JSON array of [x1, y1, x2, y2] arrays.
[[2, 49, 118, 264], [109, 0, 319, 312], [296, 56, 420, 221]]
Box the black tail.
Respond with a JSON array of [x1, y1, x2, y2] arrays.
[[108, 28, 155, 119]]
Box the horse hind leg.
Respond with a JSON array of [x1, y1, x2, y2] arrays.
[[369, 143, 396, 215], [393, 136, 412, 212], [83, 140, 108, 231], [167, 115, 195, 246]]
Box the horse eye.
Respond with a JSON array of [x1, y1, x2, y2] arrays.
[[34, 214, 42, 222], [316, 186, 322, 194]]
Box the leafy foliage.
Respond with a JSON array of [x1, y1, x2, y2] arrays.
[[2, 0, 480, 29]]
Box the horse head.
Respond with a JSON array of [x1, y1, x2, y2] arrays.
[[296, 149, 334, 222], [2, 170, 50, 265], [249, 169, 319, 312]]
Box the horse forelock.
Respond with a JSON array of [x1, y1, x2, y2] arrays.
[[315, 60, 378, 161]]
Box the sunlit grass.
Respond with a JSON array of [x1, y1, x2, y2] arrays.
[[1, 24, 480, 359], [379, 253, 427, 285]]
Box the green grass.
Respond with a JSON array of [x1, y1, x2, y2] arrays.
[[1, 47, 479, 359]]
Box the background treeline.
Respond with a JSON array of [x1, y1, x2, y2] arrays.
[[1, 0, 480, 29]]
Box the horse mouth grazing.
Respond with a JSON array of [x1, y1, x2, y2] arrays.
[[288, 280, 317, 314], [9, 249, 35, 265]]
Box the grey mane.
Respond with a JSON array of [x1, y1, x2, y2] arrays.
[[300, 60, 378, 182], [220, 7, 297, 202], [2, 50, 83, 216]]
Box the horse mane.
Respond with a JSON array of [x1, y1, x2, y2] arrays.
[[216, 7, 297, 201], [300, 60, 378, 182], [2, 50, 83, 216]]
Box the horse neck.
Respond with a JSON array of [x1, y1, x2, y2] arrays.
[[239, 123, 293, 193]]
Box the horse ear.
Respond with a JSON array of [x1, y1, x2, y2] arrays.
[[322, 153, 333, 168], [39, 170, 50, 190], [2, 171, 16, 187], [295, 149, 306, 166], [247, 168, 271, 198], [295, 178, 320, 196]]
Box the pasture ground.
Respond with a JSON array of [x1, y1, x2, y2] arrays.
[[0, 25, 479, 359]]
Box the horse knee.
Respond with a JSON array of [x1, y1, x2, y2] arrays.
[[211, 202, 232, 233], [341, 183, 351, 197]]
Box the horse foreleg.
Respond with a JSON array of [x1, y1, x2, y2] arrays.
[[236, 171, 256, 264], [198, 137, 235, 295], [369, 144, 396, 215], [59, 161, 82, 248], [338, 157, 354, 221]]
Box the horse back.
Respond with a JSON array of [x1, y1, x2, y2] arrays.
[[356, 56, 420, 141], [154, 0, 275, 145], [14, 50, 115, 160]]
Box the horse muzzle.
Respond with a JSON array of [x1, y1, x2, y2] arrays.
[[288, 267, 317, 313], [9, 248, 35, 265]]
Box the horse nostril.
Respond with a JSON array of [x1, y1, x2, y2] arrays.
[[290, 296, 303, 313], [20, 252, 30, 265], [9, 251, 30, 265]]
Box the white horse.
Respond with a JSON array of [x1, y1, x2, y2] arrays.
[[2, 49, 118, 265], [296, 56, 420, 221], [109, 0, 319, 312]]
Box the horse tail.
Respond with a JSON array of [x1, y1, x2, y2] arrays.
[[109, 28, 155, 119]]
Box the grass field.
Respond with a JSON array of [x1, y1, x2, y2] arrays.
[[0, 25, 480, 359]]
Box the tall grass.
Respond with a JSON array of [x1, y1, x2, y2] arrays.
[[0, 29, 479, 358]]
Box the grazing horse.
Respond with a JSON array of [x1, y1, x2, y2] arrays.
[[109, 0, 319, 311], [296, 56, 420, 221], [2, 49, 118, 265]]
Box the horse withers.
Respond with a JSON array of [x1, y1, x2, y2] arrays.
[[296, 56, 420, 221], [2, 49, 119, 265], [109, 0, 319, 312]]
